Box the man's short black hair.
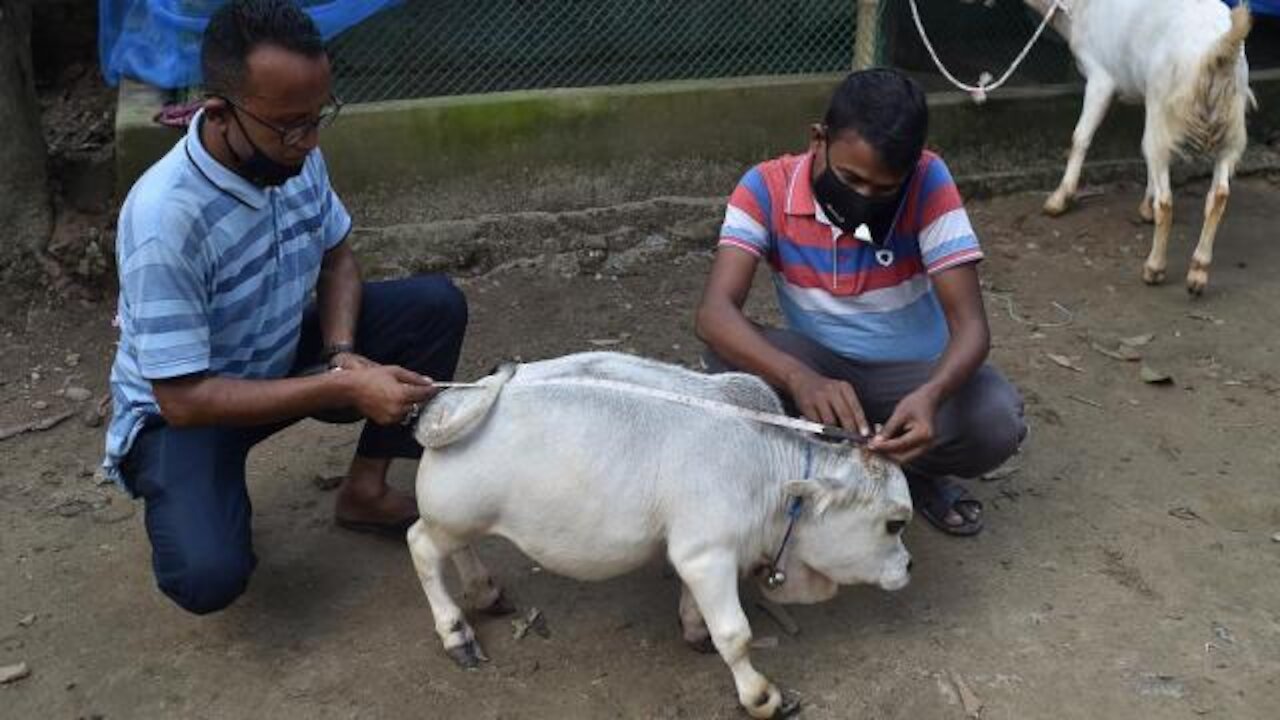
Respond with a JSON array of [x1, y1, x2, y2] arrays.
[[824, 69, 928, 176], [201, 0, 325, 96]]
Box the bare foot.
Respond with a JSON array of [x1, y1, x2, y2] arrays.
[[335, 482, 417, 527], [334, 456, 417, 532]]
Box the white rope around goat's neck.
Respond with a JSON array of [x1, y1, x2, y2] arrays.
[[907, 0, 1067, 104]]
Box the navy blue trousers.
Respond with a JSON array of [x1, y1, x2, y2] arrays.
[[121, 276, 467, 615]]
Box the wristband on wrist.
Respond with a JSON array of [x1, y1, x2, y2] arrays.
[[322, 342, 355, 367]]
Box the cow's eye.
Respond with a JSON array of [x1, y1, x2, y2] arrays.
[[886, 520, 906, 535]]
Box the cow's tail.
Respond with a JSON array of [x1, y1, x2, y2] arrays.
[[415, 363, 517, 449]]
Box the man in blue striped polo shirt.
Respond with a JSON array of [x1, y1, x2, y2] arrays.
[[104, 0, 468, 614]]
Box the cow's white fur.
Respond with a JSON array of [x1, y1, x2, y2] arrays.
[[1028, 0, 1254, 294], [408, 352, 912, 718]]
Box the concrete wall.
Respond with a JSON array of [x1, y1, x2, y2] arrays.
[[116, 70, 1280, 201]]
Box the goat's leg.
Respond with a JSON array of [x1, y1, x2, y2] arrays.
[[1141, 113, 1175, 285], [1139, 180, 1155, 223], [1045, 74, 1116, 217], [676, 551, 781, 719], [407, 519, 488, 668], [452, 544, 513, 615], [1186, 152, 1240, 295]]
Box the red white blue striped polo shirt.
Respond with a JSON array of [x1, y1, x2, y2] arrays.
[[718, 150, 983, 362]]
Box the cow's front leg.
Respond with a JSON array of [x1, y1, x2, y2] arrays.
[[676, 552, 782, 719], [407, 519, 488, 668], [679, 582, 714, 653]]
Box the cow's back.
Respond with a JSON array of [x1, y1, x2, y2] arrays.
[[415, 353, 789, 578], [511, 352, 785, 414]]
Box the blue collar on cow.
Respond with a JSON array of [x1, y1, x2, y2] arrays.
[[764, 443, 811, 589]]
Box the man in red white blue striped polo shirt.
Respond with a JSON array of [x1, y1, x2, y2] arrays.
[[697, 69, 1025, 536]]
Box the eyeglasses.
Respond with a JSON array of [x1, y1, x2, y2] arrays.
[[215, 94, 344, 147]]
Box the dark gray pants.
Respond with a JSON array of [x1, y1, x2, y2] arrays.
[[703, 328, 1026, 482]]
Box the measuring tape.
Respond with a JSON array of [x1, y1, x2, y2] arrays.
[[473, 376, 872, 445]]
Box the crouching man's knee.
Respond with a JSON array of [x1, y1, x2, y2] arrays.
[[435, 277, 468, 334], [939, 373, 1027, 479], [410, 275, 469, 337], [966, 393, 1027, 476], [155, 550, 256, 615]]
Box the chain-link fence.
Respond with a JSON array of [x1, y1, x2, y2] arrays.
[[328, 0, 1082, 104]]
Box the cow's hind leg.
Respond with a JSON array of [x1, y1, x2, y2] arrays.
[[407, 519, 488, 668], [453, 544, 514, 615], [676, 551, 782, 719], [679, 582, 714, 653]]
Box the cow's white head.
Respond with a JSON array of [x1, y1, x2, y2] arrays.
[[758, 450, 912, 604]]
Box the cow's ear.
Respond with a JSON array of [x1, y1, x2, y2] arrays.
[[782, 479, 836, 516]]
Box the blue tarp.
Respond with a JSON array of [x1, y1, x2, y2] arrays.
[[99, 0, 400, 89]]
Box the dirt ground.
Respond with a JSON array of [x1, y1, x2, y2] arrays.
[[2, 170, 1279, 720]]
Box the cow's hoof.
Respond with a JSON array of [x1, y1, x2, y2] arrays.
[[478, 589, 516, 617], [446, 640, 489, 669], [1043, 192, 1069, 217], [743, 684, 783, 719], [1142, 264, 1166, 285]]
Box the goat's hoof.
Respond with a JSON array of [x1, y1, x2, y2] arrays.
[[1142, 265, 1167, 285], [478, 589, 516, 617], [1186, 269, 1209, 296], [743, 683, 783, 719], [1043, 193, 1070, 217], [446, 639, 489, 669]]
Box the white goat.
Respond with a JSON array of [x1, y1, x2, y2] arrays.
[[1027, 0, 1255, 294]]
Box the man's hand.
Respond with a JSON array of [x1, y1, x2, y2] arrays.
[[786, 368, 871, 437], [869, 387, 940, 464], [347, 365, 437, 425]]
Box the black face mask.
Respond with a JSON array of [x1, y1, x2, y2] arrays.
[[812, 145, 902, 242], [224, 111, 306, 187]]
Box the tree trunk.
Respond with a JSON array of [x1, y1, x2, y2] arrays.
[[0, 0, 52, 286]]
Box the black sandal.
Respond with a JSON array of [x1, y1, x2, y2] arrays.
[[909, 476, 984, 537]]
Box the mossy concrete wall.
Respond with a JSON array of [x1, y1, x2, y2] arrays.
[[116, 70, 1280, 201]]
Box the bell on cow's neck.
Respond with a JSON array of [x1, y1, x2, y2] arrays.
[[764, 568, 786, 589]]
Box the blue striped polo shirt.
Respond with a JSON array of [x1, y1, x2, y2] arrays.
[[103, 110, 351, 487]]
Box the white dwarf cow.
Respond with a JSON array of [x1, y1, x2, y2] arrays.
[[407, 352, 913, 718], [1027, 0, 1254, 294]]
